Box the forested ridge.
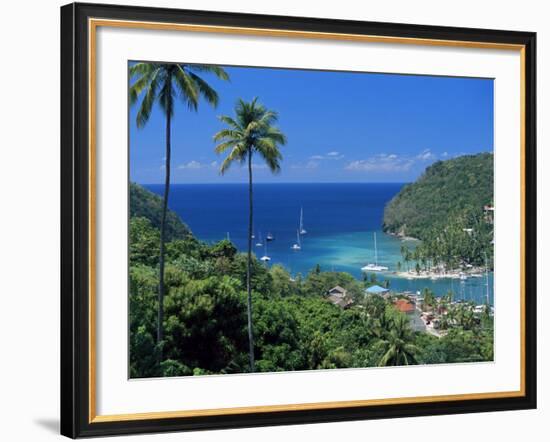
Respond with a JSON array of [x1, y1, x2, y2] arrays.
[[383, 153, 493, 240], [130, 182, 192, 242]]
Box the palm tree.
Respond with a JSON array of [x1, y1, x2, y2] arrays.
[[376, 314, 419, 366], [422, 287, 436, 311], [214, 98, 287, 372], [129, 62, 229, 361], [401, 245, 411, 272]]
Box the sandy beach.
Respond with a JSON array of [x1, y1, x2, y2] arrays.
[[390, 267, 487, 280]]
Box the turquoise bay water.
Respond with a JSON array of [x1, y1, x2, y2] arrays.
[[144, 183, 494, 305]]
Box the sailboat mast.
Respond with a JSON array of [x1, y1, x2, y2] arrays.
[[300, 207, 303, 231], [374, 232, 378, 266]]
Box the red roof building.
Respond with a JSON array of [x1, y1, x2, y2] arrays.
[[393, 299, 415, 314]]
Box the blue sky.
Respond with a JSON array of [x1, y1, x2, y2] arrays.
[[130, 65, 493, 184]]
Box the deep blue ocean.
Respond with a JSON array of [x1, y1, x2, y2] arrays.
[[144, 183, 494, 305]]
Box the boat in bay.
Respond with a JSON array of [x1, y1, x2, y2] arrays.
[[260, 243, 271, 262], [291, 229, 301, 251], [361, 232, 389, 272]]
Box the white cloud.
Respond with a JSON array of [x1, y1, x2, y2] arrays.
[[416, 149, 436, 161], [346, 156, 414, 172], [178, 160, 204, 169], [309, 151, 345, 161], [291, 160, 320, 170], [345, 149, 438, 173], [177, 160, 220, 170]]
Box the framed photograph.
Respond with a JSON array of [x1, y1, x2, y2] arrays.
[[60, 2, 536, 438]]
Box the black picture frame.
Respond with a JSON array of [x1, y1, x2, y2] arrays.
[[61, 2, 537, 438]]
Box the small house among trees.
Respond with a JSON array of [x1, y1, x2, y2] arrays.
[[327, 286, 353, 308], [365, 284, 390, 298], [393, 299, 415, 315]]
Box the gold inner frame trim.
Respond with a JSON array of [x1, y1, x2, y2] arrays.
[[88, 17, 527, 424]]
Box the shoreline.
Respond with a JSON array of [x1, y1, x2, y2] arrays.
[[388, 267, 489, 280], [385, 231, 421, 242]]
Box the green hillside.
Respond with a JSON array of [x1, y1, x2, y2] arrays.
[[129, 183, 192, 241], [383, 153, 493, 240]]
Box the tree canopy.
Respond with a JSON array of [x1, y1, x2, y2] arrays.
[[383, 152, 493, 240], [129, 184, 493, 378]]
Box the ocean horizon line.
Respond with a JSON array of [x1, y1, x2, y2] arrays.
[[136, 181, 411, 186]]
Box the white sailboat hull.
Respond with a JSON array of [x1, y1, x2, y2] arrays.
[[361, 264, 389, 272]]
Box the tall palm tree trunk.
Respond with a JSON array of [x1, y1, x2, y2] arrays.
[[246, 150, 255, 372], [158, 110, 171, 363]]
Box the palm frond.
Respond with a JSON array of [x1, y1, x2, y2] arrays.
[[218, 115, 243, 131], [378, 348, 394, 367], [255, 109, 278, 128], [135, 70, 161, 128], [188, 64, 230, 81], [214, 139, 239, 154], [254, 138, 282, 173], [213, 129, 243, 142], [129, 67, 158, 106], [264, 126, 287, 145], [187, 72, 220, 107], [158, 75, 175, 117], [129, 62, 158, 78], [173, 65, 199, 110], [219, 144, 247, 174]]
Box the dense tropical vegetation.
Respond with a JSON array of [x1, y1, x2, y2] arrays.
[[383, 153, 494, 270], [130, 183, 191, 241], [129, 184, 493, 378], [383, 153, 493, 240]]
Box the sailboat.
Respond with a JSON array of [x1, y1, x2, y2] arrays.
[[299, 206, 307, 235], [260, 243, 271, 262], [255, 231, 263, 247], [266, 232, 274, 241], [361, 232, 389, 272], [291, 229, 301, 250]]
